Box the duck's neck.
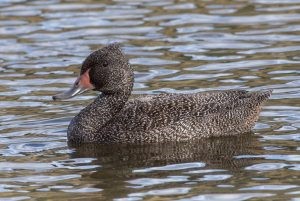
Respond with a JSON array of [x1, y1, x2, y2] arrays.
[[67, 90, 131, 143]]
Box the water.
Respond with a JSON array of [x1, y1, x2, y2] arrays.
[[0, 0, 299, 200]]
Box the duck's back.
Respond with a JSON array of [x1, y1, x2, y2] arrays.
[[99, 90, 272, 143]]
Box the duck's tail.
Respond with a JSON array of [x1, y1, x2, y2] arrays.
[[248, 89, 272, 104]]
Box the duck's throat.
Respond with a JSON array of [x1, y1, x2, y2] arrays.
[[67, 92, 129, 143]]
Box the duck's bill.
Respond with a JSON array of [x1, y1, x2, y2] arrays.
[[52, 83, 88, 100], [53, 69, 94, 101]]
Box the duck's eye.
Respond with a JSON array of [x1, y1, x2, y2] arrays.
[[103, 61, 108, 67]]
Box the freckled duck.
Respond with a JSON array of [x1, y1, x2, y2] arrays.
[[53, 43, 272, 144]]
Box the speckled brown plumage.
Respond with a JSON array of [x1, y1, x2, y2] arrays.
[[66, 43, 272, 144]]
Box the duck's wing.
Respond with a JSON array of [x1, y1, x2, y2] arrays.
[[107, 89, 272, 132]]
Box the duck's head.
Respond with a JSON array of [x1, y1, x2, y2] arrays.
[[53, 43, 133, 100]]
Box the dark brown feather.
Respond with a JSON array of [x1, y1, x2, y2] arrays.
[[67, 44, 272, 144]]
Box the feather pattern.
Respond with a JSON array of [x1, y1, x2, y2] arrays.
[[60, 44, 272, 144]]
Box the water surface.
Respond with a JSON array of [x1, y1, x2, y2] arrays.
[[0, 0, 300, 200]]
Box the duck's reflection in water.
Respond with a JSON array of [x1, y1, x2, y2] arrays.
[[71, 133, 261, 168], [69, 134, 262, 199]]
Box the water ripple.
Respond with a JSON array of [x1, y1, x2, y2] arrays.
[[178, 193, 274, 201], [0, 0, 300, 200]]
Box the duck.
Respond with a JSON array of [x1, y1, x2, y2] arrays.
[[53, 43, 272, 144]]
